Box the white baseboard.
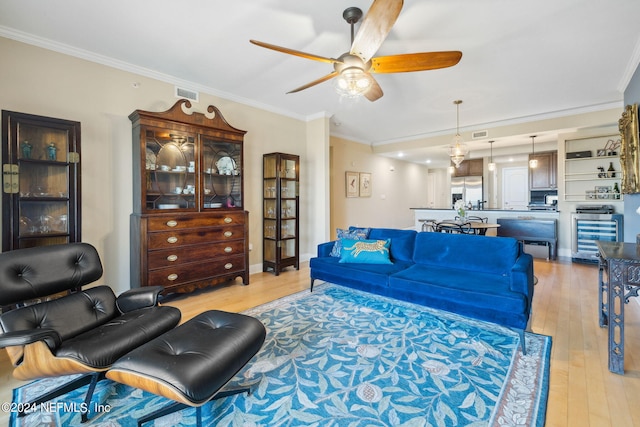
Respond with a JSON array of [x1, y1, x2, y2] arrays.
[[250, 252, 312, 275]]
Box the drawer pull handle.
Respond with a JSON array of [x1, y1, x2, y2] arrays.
[[167, 273, 178, 281], [224, 217, 233, 224], [224, 263, 233, 270], [167, 254, 178, 262], [167, 236, 178, 244], [166, 220, 178, 227], [224, 231, 233, 238], [224, 246, 233, 253]]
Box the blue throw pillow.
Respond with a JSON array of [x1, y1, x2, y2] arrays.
[[339, 238, 393, 264], [330, 228, 369, 257]]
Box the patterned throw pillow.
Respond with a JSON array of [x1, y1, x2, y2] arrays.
[[330, 228, 370, 257], [339, 238, 392, 264]]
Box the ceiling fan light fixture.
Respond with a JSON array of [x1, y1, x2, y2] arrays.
[[335, 67, 372, 98]]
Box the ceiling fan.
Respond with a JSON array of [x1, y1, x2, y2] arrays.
[[250, 0, 462, 101]]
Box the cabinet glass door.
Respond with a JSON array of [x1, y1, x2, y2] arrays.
[[2, 111, 81, 250], [202, 138, 242, 209], [144, 129, 196, 210]]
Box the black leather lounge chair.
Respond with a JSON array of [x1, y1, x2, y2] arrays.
[[0, 243, 181, 422]]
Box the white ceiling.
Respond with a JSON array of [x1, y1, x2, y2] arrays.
[[1, 0, 640, 167]]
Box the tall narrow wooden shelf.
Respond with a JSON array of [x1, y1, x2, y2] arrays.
[[2, 110, 81, 251], [263, 152, 299, 275], [130, 100, 249, 294]]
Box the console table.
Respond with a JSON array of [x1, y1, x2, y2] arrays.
[[597, 240, 640, 374]]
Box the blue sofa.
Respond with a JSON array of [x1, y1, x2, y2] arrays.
[[309, 228, 535, 352]]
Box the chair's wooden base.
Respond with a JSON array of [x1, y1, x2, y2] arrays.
[[14, 341, 103, 381]]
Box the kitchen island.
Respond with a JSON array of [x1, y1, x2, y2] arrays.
[[412, 207, 561, 259], [411, 208, 560, 237]]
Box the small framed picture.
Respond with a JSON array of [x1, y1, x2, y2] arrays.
[[359, 172, 372, 197], [345, 171, 359, 197]]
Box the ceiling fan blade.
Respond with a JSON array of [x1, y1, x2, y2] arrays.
[[364, 75, 383, 102], [371, 51, 463, 73], [250, 40, 339, 64], [350, 0, 403, 63], [287, 71, 339, 94]]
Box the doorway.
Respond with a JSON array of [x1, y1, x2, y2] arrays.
[[502, 166, 529, 210]]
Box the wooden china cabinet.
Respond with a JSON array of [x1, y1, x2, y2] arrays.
[[129, 100, 249, 294], [2, 110, 81, 251]]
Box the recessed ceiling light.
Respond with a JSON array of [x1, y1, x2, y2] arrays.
[[397, 152, 404, 157]]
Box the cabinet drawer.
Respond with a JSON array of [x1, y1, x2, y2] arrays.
[[147, 212, 245, 231], [148, 255, 245, 287], [148, 225, 244, 249], [147, 241, 245, 270]]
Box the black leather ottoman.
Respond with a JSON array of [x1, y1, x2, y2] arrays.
[[107, 310, 266, 426]]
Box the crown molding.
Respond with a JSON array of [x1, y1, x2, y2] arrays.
[[0, 26, 308, 122]]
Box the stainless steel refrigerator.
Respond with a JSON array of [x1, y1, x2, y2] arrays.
[[451, 176, 483, 208]]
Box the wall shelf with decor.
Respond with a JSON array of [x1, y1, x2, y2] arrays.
[[263, 152, 299, 276], [563, 134, 622, 202]]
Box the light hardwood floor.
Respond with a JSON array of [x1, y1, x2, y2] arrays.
[[2, 259, 640, 426]]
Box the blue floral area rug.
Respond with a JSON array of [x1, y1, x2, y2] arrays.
[[11, 283, 551, 426]]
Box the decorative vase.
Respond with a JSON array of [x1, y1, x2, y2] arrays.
[[47, 142, 57, 161], [21, 141, 32, 158]]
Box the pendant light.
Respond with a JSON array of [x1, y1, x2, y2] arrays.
[[529, 135, 538, 168], [488, 140, 496, 171], [448, 100, 468, 168]]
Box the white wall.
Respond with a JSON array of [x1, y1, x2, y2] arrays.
[[0, 37, 327, 293], [329, 136, 429, 236]]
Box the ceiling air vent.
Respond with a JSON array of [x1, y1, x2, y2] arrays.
[[175, 86, 199, 102], [472, 130, 488, 140]]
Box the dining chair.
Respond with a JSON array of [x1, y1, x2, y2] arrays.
[[435, 221, 473, 234], [419, 219, 438, 232], [455, 215, 488, 223]]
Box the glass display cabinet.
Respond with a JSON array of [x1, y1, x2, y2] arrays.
[[139, 128, 242, 211], [130, 100, 249, 293], [263, 152, 299, 275], [2, 110, 81, 251]]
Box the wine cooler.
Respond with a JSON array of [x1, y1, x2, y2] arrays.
[[571, 205, 623, 264]]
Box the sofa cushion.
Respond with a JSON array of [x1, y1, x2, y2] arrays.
[[413, 232, 519, 275], [329, 228, 370, 257], [388, 264, 528, 329], [339, 239, 392, 264], [368, 228, 417, 262], [310, 256, 411, 289]]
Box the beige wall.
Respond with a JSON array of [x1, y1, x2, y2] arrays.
[[330, 136, 429, 237], [0, 37, 330, 293]]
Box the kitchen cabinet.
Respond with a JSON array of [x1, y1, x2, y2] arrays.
[[529, 151, 557, 190], [130, 100, 249, 293], [263, 152, 299, 275], [452, 158, 483, 177], [2, 110, 81, 251]]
